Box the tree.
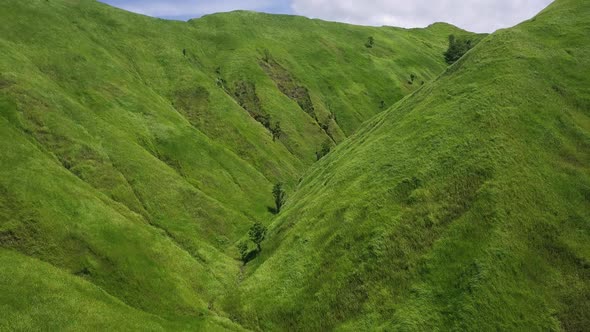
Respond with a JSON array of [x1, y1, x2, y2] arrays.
[[448, 34, 456, 46], [444, 34, 474, 64], [271, 122, 282, 142], [273, 183, 286, 213], [248, 222, 267, 252], [365, 36, 375, 48], [237, 241, 249, 265]]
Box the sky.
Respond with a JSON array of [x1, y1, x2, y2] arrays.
[[99, 0, 554, 33]]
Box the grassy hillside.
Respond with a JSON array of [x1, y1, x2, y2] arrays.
[[3, 0, 586, 330], [0, 0, 465, 329], [0, 249, 245, 331], [236, 0, 590, 330]]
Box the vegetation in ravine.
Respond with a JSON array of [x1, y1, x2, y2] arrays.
[[248, 222, 268, 253], [272, 183, 287, 214]]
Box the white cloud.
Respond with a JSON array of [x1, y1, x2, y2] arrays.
[[291, 0, 554, 32]]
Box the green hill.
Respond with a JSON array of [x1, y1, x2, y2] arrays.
[[236, 0, 590, 330], [0, 0, 467, 330], [1, 0, 588, 330]]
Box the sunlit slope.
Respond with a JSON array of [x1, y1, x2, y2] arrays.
[[0, 0, 465, 329], [238, 0, 590, 330]]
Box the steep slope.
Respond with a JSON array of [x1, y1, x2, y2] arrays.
[[0, 0, 466, 329], [237, 0, 590, 330]]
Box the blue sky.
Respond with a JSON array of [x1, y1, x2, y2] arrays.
[[99, 0, 554, 33]]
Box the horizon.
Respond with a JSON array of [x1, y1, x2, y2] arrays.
[[99, 0, 554, 33]]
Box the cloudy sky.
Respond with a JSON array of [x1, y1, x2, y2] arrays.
[[100, 0, 554, 33]]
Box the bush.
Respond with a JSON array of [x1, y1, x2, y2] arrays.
[[316, 141, 331, 160], [254, 113, 271, 129], [444, 34, 474, 64], [273, 183, 286, 213], [237, 241, 249, 264], [271, 122, 282, 142], [249, 222, 267, 252], [365, 36, 374, 48]]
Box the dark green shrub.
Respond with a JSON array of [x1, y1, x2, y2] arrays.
[[249, 222, 267, 252], [237, 241, 249, 264], [273, 183, 286, 213], [271, 122, 282, 141], [365, 36, 375, 48], [444, 34, 474, 64], [316, 141, 331, 160]]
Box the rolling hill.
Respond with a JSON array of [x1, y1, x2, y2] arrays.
[[1, 0, 588, 331]]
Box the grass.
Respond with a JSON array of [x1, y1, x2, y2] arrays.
[[235, 0, 590, 330], [0, 249, 247, 331], [0, 0, 463, 329], [1, 0, 588, 330]]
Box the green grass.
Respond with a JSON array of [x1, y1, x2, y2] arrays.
[[0, 249, 245, 331], [1, 0, 589, 330], [0, 0, 464, 329], [235, 0, 590, 330]]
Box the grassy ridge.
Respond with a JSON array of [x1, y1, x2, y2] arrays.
[[0, 0, 463, 329], [237, 0, 590, 330]]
